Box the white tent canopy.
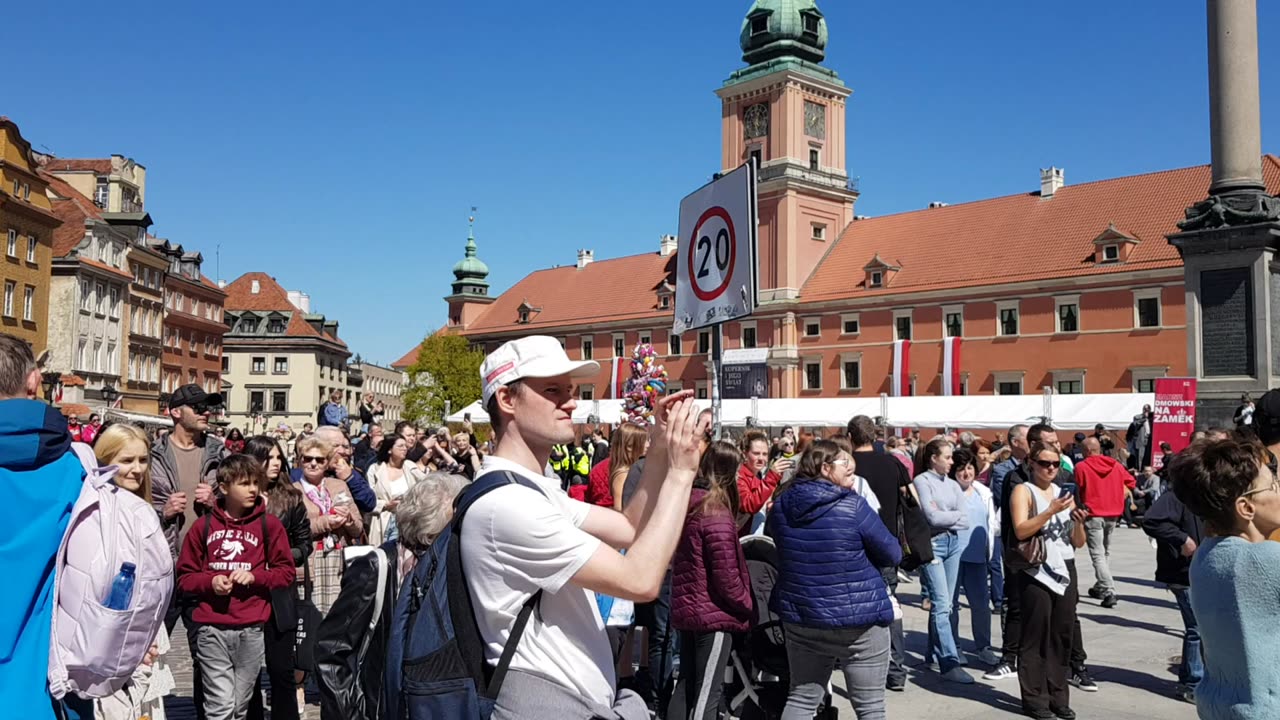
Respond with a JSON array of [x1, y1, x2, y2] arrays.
[[446, 393, 1153, 431]]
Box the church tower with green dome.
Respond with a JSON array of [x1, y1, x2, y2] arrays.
[[717, 0, 858, 300], [445, 214, 495, 329]]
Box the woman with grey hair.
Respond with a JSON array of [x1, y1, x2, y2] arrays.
[[314, 472, 469, 720]]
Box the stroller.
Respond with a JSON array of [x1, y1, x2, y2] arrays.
[[724, 534, 837, 719]]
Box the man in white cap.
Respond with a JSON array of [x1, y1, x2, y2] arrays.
[[466, 335, 707, 719]]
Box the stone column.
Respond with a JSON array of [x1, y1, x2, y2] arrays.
[[1207, 0, 1265, 195]]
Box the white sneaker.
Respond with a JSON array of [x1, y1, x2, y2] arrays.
[[978, 649, 1002, 667], [942, 667, 976, 684], [897, 569, 913, 583]]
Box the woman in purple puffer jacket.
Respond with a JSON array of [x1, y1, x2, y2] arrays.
[[667, 440, 755, 720]]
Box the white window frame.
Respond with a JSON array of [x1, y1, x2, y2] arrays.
[[6, 229, 15, 257], [273, 356, 289, 374], [1102, 244, 1120, 262], [639, 330, 652, 346], [811, 222, 827, 241], [1051, 369, 1086, 395], [26, 233, 36, 263], [109, 287, 120, 318], [95, 283, 106, 315], [942, 304, 964, 338], [579, 385, 595, 401], [840, 312, 860, 336], [993, 370, 1025, 395], [840, 352, 862, 391], [802, 316, 821, 338], [1134, 288, 1162, 328], [698, 330, 711, 355], [78, 339, 87, 370], [740, 320, 758, 348], [668, 332, 682, 356], [695, 380, 708, 400], [802, 356, 823, 391], [869, 270, 883, 288], [1055, 294, 1081, 334], [94, 340, 103, 372], [667, 381, 683, 395], [996, 300, 1020, 337], [22, 285, 33, 321], [80, 280, 91, 312], [1131, 366, 1168, 393], [581, 336, 594, 361], [893, 309, 913, 341], [612, 333, 625, 358], [2, 280, 13, 317]]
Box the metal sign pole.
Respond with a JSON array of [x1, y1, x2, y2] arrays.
[[711, 323, 723, 440]]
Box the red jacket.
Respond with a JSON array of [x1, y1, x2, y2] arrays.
[[177, 499, 296, 626], [584, 458, 613, 508], [1075, 454, 1136, 519], [670, 489, 754, 633], [737, 464, 781, 517]]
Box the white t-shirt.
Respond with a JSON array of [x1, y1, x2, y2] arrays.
[[460, 455, 613, 705]]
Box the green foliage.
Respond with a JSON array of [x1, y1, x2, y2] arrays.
[[403, 334, 484, 425]]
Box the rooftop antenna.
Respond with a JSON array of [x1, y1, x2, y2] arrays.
[[216, 244, 221, 284]]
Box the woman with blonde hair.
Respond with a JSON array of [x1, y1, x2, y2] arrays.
[[94, 423, 175, 720], [609, 422, 649, 512]]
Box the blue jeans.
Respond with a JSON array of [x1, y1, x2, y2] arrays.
[[922, 532, 963, 671], [1170, 586, 1203, 689], [952, 561, 993, 652]]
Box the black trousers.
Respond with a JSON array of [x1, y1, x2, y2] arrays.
[[1002, 560, 1086, 671], [666, 630, 734, 720], [247, 618, 299, 720], [1014, 564, 1079, 713]]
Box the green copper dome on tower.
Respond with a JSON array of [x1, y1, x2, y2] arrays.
[[740, 0, 828, 65], [451, 216, 490, 295]]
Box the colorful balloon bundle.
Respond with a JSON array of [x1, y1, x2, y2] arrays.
[[623, 343, 668, 426]]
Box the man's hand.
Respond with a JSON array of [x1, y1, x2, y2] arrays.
[[666, 397, 709, 476], [770, 457, 794, 475], [1181, 537, 1198, 558], [229, 569, 255, 586], [212, 575, 233, 596], [194, 482, 213, 507], [162, 491, 188, 520], [650, 390, 695, 454], [141, 644, 159, 667]]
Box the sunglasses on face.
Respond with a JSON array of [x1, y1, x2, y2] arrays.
[[186, 402, 217, 415], [302, 456, 327, 465], [1032, 458, 1058, 470]]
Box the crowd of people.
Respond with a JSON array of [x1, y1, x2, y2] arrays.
[[4, 327, 1279, 720]]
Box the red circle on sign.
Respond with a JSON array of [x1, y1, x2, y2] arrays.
[[687, 206, 737, 302]]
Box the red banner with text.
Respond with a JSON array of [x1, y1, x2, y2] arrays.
[[1151, 377, 1197, 469]]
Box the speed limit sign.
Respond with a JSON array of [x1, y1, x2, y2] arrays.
[[674, 162, 758, 334]]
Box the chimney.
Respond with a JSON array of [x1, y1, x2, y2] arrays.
[[576, 249, 594, 269], [659, 234, 678, 257], [1040, 167, 1065, 198], [928, 201, 949, 209], [218, 280, 227, 289], [287, 290, 311, 313], [250, 279, 260, 294]]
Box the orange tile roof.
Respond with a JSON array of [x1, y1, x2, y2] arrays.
[[60, 374, 86, 386], [59, 403, 92, 419], [222, 272, 347, 348], [42, 171, 103, 257], [46, 158, 112, 174], [802, 156, 1280, 301]]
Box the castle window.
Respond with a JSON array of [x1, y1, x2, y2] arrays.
[[750, 15, 768, 36]]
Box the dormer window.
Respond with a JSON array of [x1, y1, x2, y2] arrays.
[[656, 281, 675, 311], [750, 15, 768, 36], [1102, 244, 1119, 262], [802, 11, 820, 35], [516, 300, 539, 325], [518, 309, 529, 324], [870, 271, 883, 287], [660, 295, 670, 309], [863, 253, 900, 289], [240, 317, 259, 333], [267, 318, 285, 334], [1092, 223, 1139, 264]]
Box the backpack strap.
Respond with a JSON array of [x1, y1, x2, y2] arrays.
[[452, 469, 549, 700], [260, 513, 269, 568]]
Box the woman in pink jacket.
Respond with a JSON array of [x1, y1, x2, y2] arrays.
[[667, 441, 755, 720]]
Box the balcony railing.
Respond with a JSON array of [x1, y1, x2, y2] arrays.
[[757, 163, 859, 193]]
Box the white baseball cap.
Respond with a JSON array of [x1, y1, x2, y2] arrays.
[[480, 335, 599, 406]]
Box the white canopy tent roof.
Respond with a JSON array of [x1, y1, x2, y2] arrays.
[[447, 393, 1152, 431]]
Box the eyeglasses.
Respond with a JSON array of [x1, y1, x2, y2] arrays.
[[1032, 459, 1059, 470], [1242, 479, 1280, 498], [302, 456, 327, 465], [830, 458, 851, 467]]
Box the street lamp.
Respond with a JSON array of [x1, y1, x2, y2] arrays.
[[41, 371, 61, 403], [101, 384, 119, 407]]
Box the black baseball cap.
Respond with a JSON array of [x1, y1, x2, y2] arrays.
[[169, 384, 224, 410], [1074, 432, 1086, 442]]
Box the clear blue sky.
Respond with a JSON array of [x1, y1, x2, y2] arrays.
[[6, 1, 1278, 364]]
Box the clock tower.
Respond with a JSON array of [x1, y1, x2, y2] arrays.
[[716, 0, 857, 300]]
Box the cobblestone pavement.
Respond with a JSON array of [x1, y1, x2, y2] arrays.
[[162, 529, 1194, 720]]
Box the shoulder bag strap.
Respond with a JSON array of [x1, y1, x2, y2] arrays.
[[488, 589, 542, 697], [260, 513, 269, 568]]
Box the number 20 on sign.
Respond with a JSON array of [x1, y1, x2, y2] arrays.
[[674, 162, 758, 334]]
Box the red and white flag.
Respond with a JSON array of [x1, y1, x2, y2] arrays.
[[891, 340, 911, 397], [609, 357, 628, 399], [941, 337, 962, 396]]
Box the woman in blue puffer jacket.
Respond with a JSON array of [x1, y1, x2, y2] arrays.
[[768, 439, 902, 720]]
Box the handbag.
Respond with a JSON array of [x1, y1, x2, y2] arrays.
[[1005, 533, 1046, 574], [896, 487, 935, 572]]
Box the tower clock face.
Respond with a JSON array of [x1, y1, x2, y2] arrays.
[[804, 101, 826, 140], [744, 103, 769, 139]]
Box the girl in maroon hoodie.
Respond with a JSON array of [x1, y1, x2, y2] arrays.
[[177, 455, 296, 720], [667, 441, 755, 720]]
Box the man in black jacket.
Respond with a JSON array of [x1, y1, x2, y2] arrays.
[[848, 415, 913, 691], [1142, 489, 1204, 703]]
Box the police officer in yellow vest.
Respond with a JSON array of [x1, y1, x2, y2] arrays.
[[549, 442, 589, 491]]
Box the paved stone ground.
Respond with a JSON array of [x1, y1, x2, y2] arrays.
[[163, 527, 1195, 719]]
